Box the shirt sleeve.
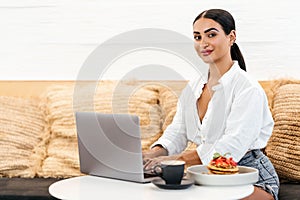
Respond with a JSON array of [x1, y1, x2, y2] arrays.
[[197, 87, 267, 164], [151, 89, 188, 155]]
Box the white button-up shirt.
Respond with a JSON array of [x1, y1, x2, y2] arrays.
[[152, 62, 274, 165]]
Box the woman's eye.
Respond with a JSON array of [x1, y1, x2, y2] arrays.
[[208, 33, 216, 38], [194, 35, 201, 40]]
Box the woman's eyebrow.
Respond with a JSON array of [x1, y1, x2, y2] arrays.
[[193, 28, 219, 35], [204, 28, 219, 33]]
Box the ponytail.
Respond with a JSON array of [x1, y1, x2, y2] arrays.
[[231, 43, 246, 71]]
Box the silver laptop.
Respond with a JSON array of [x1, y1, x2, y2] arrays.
[[75, 112, 156, 183]]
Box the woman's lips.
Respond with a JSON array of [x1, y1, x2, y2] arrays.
[[201, 50, 213, 56]]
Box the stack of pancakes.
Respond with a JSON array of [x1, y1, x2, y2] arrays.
[[207, 153, 239, 175]]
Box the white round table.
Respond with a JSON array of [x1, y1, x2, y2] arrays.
[[49, 175, 254, 200]]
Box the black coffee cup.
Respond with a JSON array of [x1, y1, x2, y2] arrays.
[[153, 160, 185, 185]]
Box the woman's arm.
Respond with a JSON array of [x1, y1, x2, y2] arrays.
[[179, 150, 202, 166], [150, 85, 192, 155], [143, 145, 168, 159]]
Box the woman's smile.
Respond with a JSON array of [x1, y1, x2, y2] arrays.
[[200, 49, 213, 56]]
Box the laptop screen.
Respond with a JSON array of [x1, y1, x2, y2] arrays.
[[75, 112, 147, 183]]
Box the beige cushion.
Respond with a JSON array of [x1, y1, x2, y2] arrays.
[[38, 138, 82, 178], [38, 81, 162, 178], [0, 96, 47, 177], [266, 83, 300, 181]]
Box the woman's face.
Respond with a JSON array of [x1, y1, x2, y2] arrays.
[[193, 17, 235, 64]]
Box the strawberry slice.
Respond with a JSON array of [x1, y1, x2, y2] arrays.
[[211, 152, 237, 168]]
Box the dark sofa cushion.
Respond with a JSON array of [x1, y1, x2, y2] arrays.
[[279, 182, 300, 200], [0, 178, 60, 200]]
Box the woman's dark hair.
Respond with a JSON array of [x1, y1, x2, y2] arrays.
[[193, 9, 246, 71]]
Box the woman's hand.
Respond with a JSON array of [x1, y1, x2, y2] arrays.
[[143, 155, 183, 171], [143, 145, 169, 171]]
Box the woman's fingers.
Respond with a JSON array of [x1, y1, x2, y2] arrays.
[[144, 159, 155, 171], [144, 157, 163, 171], [143, 155, 180, 171]]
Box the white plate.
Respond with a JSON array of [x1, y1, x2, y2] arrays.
[[187, 165, 258, 186]]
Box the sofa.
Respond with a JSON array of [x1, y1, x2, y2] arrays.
[[0, 79, 299, 200]]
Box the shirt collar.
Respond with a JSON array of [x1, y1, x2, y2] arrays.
[[212, 61, 239, 91]]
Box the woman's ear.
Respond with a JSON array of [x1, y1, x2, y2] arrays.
[[229, 30, 236, 46]]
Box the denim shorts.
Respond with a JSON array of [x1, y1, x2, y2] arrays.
[[238, 149, 279, 200]]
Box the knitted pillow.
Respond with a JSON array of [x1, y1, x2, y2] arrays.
[[38, 81, 162, 178], [265, 83, 300, 181], [0, 96, 47, 178]]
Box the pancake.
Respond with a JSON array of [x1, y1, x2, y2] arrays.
[[207, 153, 239, 175], [207, 164, 239, 175]]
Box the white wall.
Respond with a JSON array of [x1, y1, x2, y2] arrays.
[[0, 0, 299, 80]]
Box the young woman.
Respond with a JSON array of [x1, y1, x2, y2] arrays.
[[143, 9, 279, 200]]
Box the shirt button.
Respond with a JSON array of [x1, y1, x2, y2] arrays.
[[200, 135, 206, 143]]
